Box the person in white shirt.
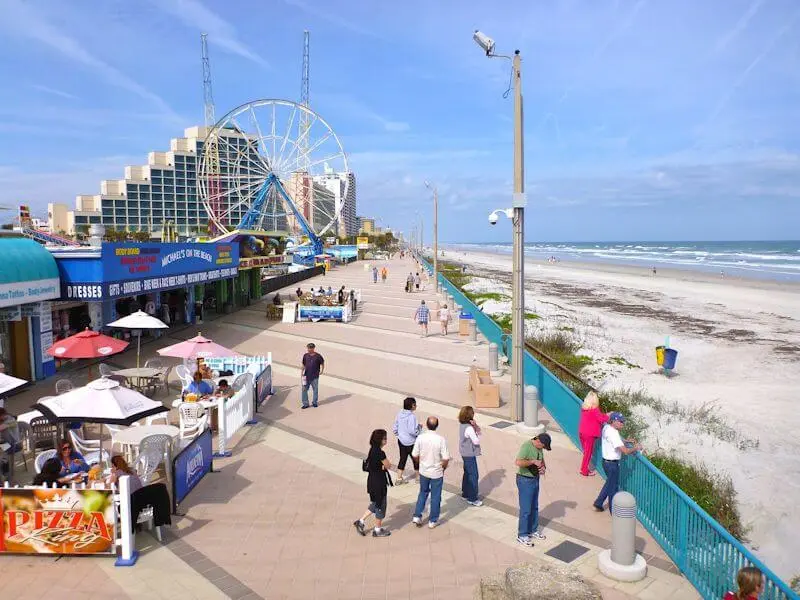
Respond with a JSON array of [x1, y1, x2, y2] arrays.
[[411, 416, 450, 528], [438, 304, 451, 336], [592, 412, 641, 514]]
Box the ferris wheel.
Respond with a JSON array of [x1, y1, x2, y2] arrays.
[[197, 99, 349, 240]]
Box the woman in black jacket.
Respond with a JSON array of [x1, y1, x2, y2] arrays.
[[353, 429, 393, 538], [33, 458, 66, 487]]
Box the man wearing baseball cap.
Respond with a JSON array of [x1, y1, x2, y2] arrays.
[[593, 412, 641, 514], [514, 432, 552, 546]]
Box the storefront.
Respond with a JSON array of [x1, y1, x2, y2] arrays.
[[0, 236, 61, 381], [50, 241, 240, 333]]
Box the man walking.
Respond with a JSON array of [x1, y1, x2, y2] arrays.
[[372, 266, 378, 283], [406, 272, 414, 293], [413, 300, 430, 337], [412, 416, 450, 529], [300, 343, 325, 409], [515, 433, 552, 546], [593, 412, 640, 513]]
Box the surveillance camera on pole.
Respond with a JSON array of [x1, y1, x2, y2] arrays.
[[473, 30, 495, 56]]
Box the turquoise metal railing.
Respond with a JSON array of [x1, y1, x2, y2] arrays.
[[417, 254, 797, 600]]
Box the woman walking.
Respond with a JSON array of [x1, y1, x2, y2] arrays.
[[458, 406, 483, 506], [578, 391, 608, 476], [439, 303, 451, 336], [392, 397, 422, 484], [353, 429, 393, 538]]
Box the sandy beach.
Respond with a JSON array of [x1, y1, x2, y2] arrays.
[[444, 246, 800, 579]]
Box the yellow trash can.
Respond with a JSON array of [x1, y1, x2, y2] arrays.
[[655, 346, 665, 366]]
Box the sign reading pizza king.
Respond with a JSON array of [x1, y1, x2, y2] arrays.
[[0, 488, 116, 555]]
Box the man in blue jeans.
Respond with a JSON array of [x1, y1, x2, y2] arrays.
[[514, 433, 552, 546], [593, 412, 640, 513], [300, 343, 325, 409], [411, 416, 450, 529]]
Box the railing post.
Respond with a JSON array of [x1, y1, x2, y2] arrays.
[[677, 499, 689, 574], [115, 475, 138, 566]]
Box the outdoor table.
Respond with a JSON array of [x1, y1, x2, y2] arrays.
[[113, 367, 163, 394], [171, 397, 220, 431], [112, 424, 179, 463], [16, 409, 43, 424]]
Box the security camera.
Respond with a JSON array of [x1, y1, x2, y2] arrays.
[[488, 212, 499, 225], [473, 30, 495, 56]]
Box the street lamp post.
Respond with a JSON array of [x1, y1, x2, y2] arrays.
[[474, 30, 526, 423], [425, 181, 439, 287]]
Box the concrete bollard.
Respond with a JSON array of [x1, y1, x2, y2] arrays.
[[598, 492, 647, 582], [467, 319, 479, 345], [488, 342, 501, 375], [516, 386, 546, 436]]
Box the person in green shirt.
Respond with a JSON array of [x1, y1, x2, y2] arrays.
[[515, 433, 552, 546]]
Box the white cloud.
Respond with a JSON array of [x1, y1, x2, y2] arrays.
[[316, 93, 409, 133], [31, 84, 78, 101], [280, 0, 381, 38], [1, 0, 180, 122], [147, 0, 269, 68], [715, 0, 766, 53]]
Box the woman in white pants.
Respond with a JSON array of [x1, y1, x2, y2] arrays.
[[439, 304, 451, 336]]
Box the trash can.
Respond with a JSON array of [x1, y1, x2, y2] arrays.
[[655, 346, 665, 366], [459, 312, 473, 336], [663, 348, 678, 370]]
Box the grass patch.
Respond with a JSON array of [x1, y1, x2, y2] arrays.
[[490, 312, 540, 332], [649, 453, 748, 541], [464, 291, 509, 305], [527, 331, 593, 374], [607, 356, 641, 369], [791, 576, 800, 593], [558, 326, 575, 332]]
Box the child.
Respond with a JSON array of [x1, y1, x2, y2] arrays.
[[723, 566, 763, 600]]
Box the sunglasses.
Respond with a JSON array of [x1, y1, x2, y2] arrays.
[[61, 446, 71, 451]]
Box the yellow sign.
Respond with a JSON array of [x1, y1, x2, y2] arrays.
[[357, 236, 370, 250]]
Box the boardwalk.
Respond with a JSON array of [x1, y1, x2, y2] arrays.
[[1, 257, 700, 599]]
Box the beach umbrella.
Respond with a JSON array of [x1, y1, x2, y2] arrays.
[[0, 373, 28, 396], [107, 310, 168, 368], [46, 328, 129, 360], [157, 333, 240, 360], [34, 377, 168, 426]]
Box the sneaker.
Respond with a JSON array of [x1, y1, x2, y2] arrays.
[[412, 516, 422, 528], [312, 403, 318, 408], [592, 504, 605, 512], [530, 531, 547, 541], [428, 521, 438, 529], [372, 528, 391, 537], [517, 535, 534, 546], [301, 405, 309, 410], [353, 520, 366, 536], [467, 500, 483, 507], [395, 476, 405, 486]]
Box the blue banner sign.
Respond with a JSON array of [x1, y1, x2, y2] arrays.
[[298, 305, 345, 321], [172, 427, 213, 509]]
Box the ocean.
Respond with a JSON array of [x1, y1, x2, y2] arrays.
[[454, 241, 800, 282]]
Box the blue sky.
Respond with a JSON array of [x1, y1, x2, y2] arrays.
[[0, 0, 798, 242]]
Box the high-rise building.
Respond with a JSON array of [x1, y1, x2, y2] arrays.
[[312, 169, 356, 237], [358, 216, 376, 234]]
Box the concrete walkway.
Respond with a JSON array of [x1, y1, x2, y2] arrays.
[[1, 257, 700, 599]]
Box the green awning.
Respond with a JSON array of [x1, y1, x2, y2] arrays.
[[0, 237, 59, 284]]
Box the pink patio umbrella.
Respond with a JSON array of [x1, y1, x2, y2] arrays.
[[156, 333, 241, 362]]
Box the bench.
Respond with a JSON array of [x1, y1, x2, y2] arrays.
[[468, 366, 500, 408]]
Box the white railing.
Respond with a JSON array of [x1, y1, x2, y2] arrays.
[[215, 373, 254, 457], [204, 354, 271, 376]]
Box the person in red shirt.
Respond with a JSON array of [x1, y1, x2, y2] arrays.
[[723, 566, 764, 600], [578, 391, 609, 476]]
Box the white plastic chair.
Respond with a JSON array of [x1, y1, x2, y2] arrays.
[[98, 363, 115, 377], [144, 357, 164, 369], [69, 430, 109, 466], [55, 379, 74, 395], [145, 413, 169, 426], [135, 434, 172, 485], [175, 364, 193, 390], [35, 449, 58, 474], [178, 404, 208, 440]]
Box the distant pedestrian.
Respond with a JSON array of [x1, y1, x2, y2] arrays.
[[300, 343, 325, 409], [414, 272, 421, 291], [515, 433, 551, 546], [406, 272, 414, 293], [381, 266, 388, 283], [296, 287, 303, 299], [326, 286, 333, 296], [458, 406, 482, 506], [723, 566, 763, 600], [578, 391, 609, 477], [350, 289, 357, 312], [412, 416, 450, 529], [414, 300, 430, 337], [353, 429, 393, 538], [337, 285, 346, 305], [652, 267, 657, 276], [438, 303, 451, 336], [392, 397, 422, 484], [592, 412, 641, 513], [372, 266, 378, 283]]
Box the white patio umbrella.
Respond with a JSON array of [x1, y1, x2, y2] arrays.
[[0, 372, 28, 397], [107, 310, 168, 368], [33, 377, 169, 426]]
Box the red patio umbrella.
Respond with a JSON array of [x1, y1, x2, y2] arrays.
[[46, 328, 129, 359]]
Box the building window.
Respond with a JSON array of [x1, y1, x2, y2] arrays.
[[90, 216, 101, 223]]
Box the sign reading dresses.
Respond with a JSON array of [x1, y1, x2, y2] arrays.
[[61, 243, 240, 301], [171, 427, 213, 510]]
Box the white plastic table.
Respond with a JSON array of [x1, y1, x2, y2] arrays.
[[16, 409, 43, 424], [112, 424, 179, 462]]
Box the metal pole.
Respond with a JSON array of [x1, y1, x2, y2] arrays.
[[511, 49, 525, 423], [433, 186, 438, 289]]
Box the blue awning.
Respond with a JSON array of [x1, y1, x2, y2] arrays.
[[0, 237, 59, 284]]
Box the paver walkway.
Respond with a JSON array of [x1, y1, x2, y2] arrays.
[[1, 257, 700, 599]]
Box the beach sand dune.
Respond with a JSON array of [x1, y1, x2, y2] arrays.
[[450, 248, 800, 579]]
